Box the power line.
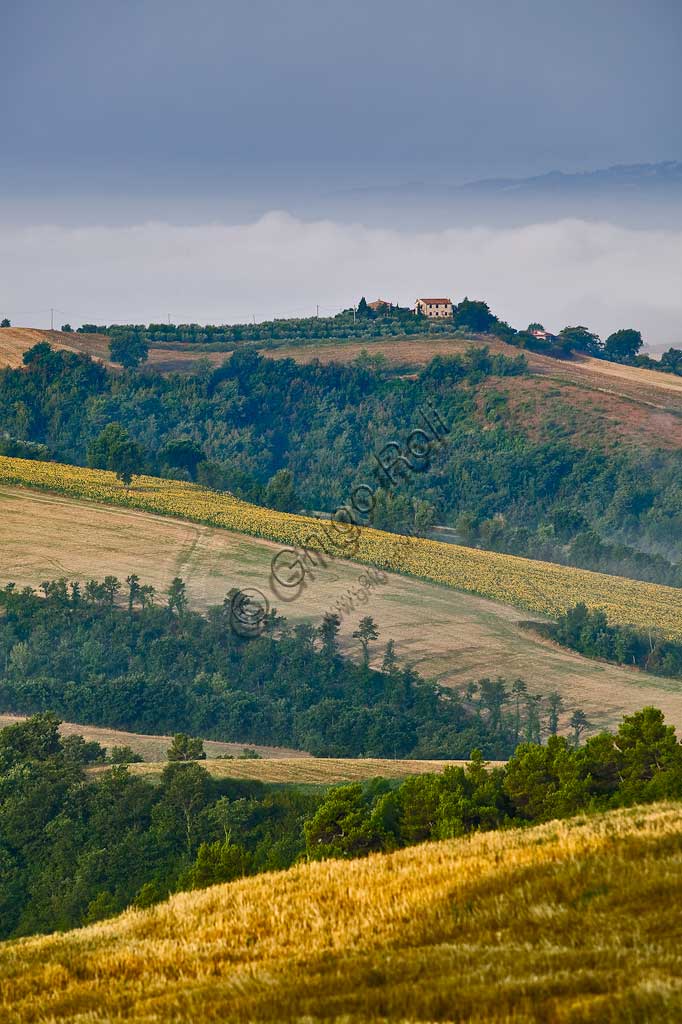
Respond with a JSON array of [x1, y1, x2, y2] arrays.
[[2, 299, 366, 329]]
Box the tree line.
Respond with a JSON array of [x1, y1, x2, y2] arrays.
[[541, 603, 682, 679], [0, 577, 573, 761], [69, 295, 682, 378]]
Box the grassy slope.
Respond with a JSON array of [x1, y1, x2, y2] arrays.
[[0, 328, 112, 367], [2, 482, 682, 733], [2, 802, 681, 1022], [2, 458, 680, 636]]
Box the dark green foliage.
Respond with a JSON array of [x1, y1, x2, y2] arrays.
[[167, 734, 206, 761], [158, 438, 204, 479], [546, 602, 682, 678], [0, 577, 527, 760], [76, 303, 465, 348], [0, 718, 320, 938], [263, 468, 300, 512], [108, 745, 144, 764], [452, 297, 496, 332], [0, 437, 50, 460], [352, 616, 379, 667], [557, 325, 601, 355], [109, 438, 145, 487], [87, 423, 147, 485], [659, 348, 682, 374], [109, 334, 149, 368], [603, 328, 643, 361]]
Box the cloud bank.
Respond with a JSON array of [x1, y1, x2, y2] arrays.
[[2, 213, 681, 349]]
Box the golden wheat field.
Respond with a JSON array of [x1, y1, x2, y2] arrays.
[[2, 802, 681, 1023], [112, 756, 502, 784], [1, 455, 681, 638]]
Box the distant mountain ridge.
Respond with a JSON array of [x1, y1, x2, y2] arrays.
[[316, 160, 682, 228], [460, 160, 682, 195]]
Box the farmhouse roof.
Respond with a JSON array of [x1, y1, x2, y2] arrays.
[[418, 297, 452, 304]]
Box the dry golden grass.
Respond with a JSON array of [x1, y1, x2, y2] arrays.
[[0, 328, 112, 367], [5, 326, 682, 405], [2, 802, 681, 1022], [110, 756, 499, 784]]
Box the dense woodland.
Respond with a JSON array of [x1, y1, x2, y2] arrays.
[[0, 578, 563, 761], [1, 706, 680, 939], [1, 342, 682, 585]]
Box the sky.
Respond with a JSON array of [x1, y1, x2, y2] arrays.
[[1, 0, 682, 339]]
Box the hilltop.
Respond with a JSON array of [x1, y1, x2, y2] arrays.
[[2, 801, 681, 1022], [3, 326, 682, 454]]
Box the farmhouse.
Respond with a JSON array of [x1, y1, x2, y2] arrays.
[[414, 297, 453, 318], [368, 299, 393, 312]]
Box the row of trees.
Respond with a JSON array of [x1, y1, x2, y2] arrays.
[[1, 705, 680, 938], [92, 298, 677, 376], [0, 577, 572, 760], [502, 322, 649, 362]]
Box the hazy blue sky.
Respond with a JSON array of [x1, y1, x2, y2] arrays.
[[2, 0, 681, 200], [3, 1, 682, 341]]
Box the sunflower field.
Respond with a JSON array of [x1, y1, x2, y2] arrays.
[[0, 454, 680, 638]]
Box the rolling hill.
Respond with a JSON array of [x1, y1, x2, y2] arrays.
[[0, 327, 112, 367], [2, 801, 681, 1022], [4, 326, 682, 453], [1, 465, 682, 733]]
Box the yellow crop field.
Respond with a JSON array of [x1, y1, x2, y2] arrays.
[[2, 802, 682, 1022], [1, 454, 681, 637], [111, 755, 503, 784]]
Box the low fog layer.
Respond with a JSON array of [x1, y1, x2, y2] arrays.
[[3, 213, 681, 350]]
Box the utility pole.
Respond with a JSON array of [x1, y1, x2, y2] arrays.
[[50, 308, 54, 331], [352, 306, 356, 323], [316, 304, 319, 318]]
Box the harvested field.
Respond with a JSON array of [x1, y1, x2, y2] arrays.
[[3, 802, 682, 1022], [2, 481, 682, 734]]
